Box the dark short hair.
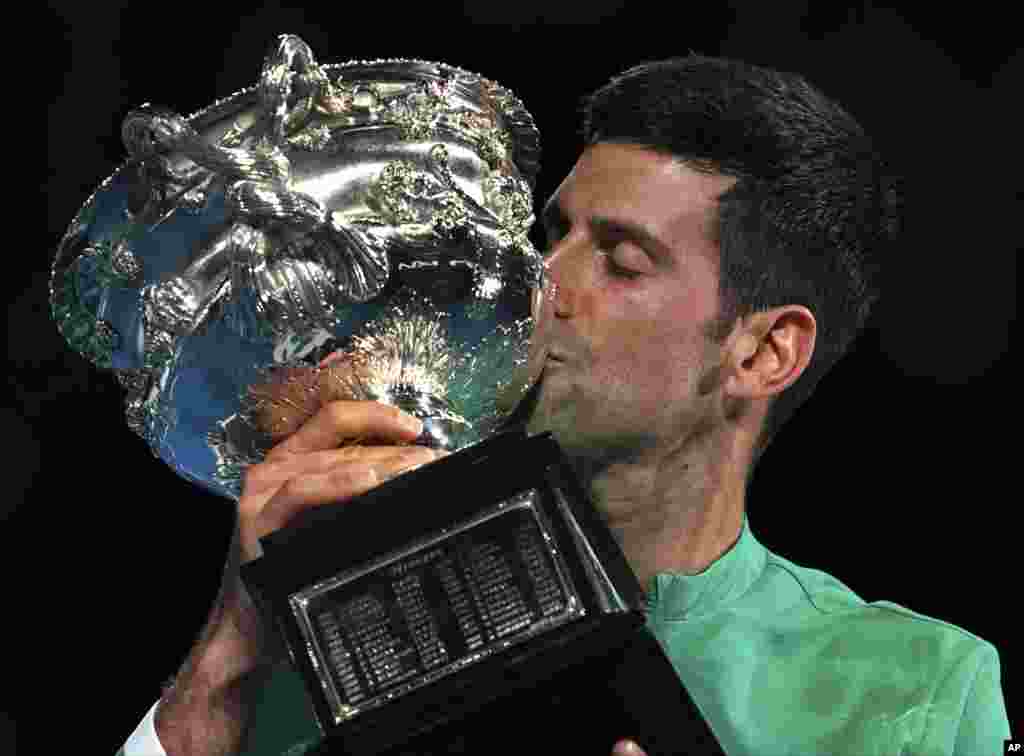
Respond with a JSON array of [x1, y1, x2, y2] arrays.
[[581, 55, 901, 463]]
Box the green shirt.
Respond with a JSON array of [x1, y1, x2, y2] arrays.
[[122, 512, 1011, 755], [644, 513, 1011, 755]]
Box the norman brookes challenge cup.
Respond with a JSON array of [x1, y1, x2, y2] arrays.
[[51, 33, 544, 494], [51, 35, 722, 755]]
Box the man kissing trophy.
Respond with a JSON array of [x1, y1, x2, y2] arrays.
[[51, 34, 722, 755]]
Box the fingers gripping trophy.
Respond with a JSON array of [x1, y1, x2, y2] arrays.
[[51, 35, 710, 756]]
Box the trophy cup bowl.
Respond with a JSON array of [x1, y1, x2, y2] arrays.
[[51, 33, 544, 501]]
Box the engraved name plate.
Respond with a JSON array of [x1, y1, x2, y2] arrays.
[[288, 490, 585, 725]]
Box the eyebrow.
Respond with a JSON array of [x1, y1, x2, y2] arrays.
[[541, 196, 673, 265]]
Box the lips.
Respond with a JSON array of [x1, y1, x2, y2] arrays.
[[531, 342, 574, 375]]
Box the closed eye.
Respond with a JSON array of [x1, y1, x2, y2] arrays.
[[599, 248, 642, 279], [604, 257, 640, 279]]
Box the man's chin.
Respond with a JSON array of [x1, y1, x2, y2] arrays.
[[525, 414, 581, 457]]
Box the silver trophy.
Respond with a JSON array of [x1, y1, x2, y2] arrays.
[[51, 33, 544, 500], [51, 35, 703, 755]]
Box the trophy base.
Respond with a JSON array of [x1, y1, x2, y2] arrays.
[[308, 623, 725, 756], [242, 431, 724, 756]]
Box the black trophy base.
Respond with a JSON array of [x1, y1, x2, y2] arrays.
[[309, 624, 724, 756], [242, 431, 724, 756]]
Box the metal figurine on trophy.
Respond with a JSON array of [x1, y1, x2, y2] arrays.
[[51, 34, 724, 755]]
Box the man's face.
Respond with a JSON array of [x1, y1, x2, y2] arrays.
[[525, 142, 738, 465]]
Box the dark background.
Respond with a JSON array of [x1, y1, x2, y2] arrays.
[[24, 2, 1016, 751]]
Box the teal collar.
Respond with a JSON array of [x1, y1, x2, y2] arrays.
[[645, 511, 767, 621]]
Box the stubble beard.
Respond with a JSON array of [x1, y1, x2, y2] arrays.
[[523, 371, 652, 487], [518, 337, 731, 490]]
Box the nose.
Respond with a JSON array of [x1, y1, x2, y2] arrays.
[[543, 236, 589, 319]]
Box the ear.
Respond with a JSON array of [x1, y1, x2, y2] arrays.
[[724, 306, 817, 401]]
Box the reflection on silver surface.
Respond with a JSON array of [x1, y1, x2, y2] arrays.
[[50, 34, 544, 499]]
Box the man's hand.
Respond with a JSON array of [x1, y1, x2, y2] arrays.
[[239, 399, 438, 562], [156, 399, 438, 756]]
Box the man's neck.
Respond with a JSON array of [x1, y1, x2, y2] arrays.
[[576, 431, 748, 592]]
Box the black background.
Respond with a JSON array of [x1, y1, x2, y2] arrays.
[[23, 2, 1016, 751]]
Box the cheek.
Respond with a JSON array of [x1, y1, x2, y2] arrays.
[[591, 291, 708, 401], [603, 338, 693, 407]]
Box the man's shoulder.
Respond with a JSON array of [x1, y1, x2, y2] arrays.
[[661, 544, 1011, 755], [858, 599, 998, 648], [757, 548, 1000, 669], [744, 550, 1009, 750]]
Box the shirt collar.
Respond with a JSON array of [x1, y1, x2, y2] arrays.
[[645, 511, 766, 621]]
